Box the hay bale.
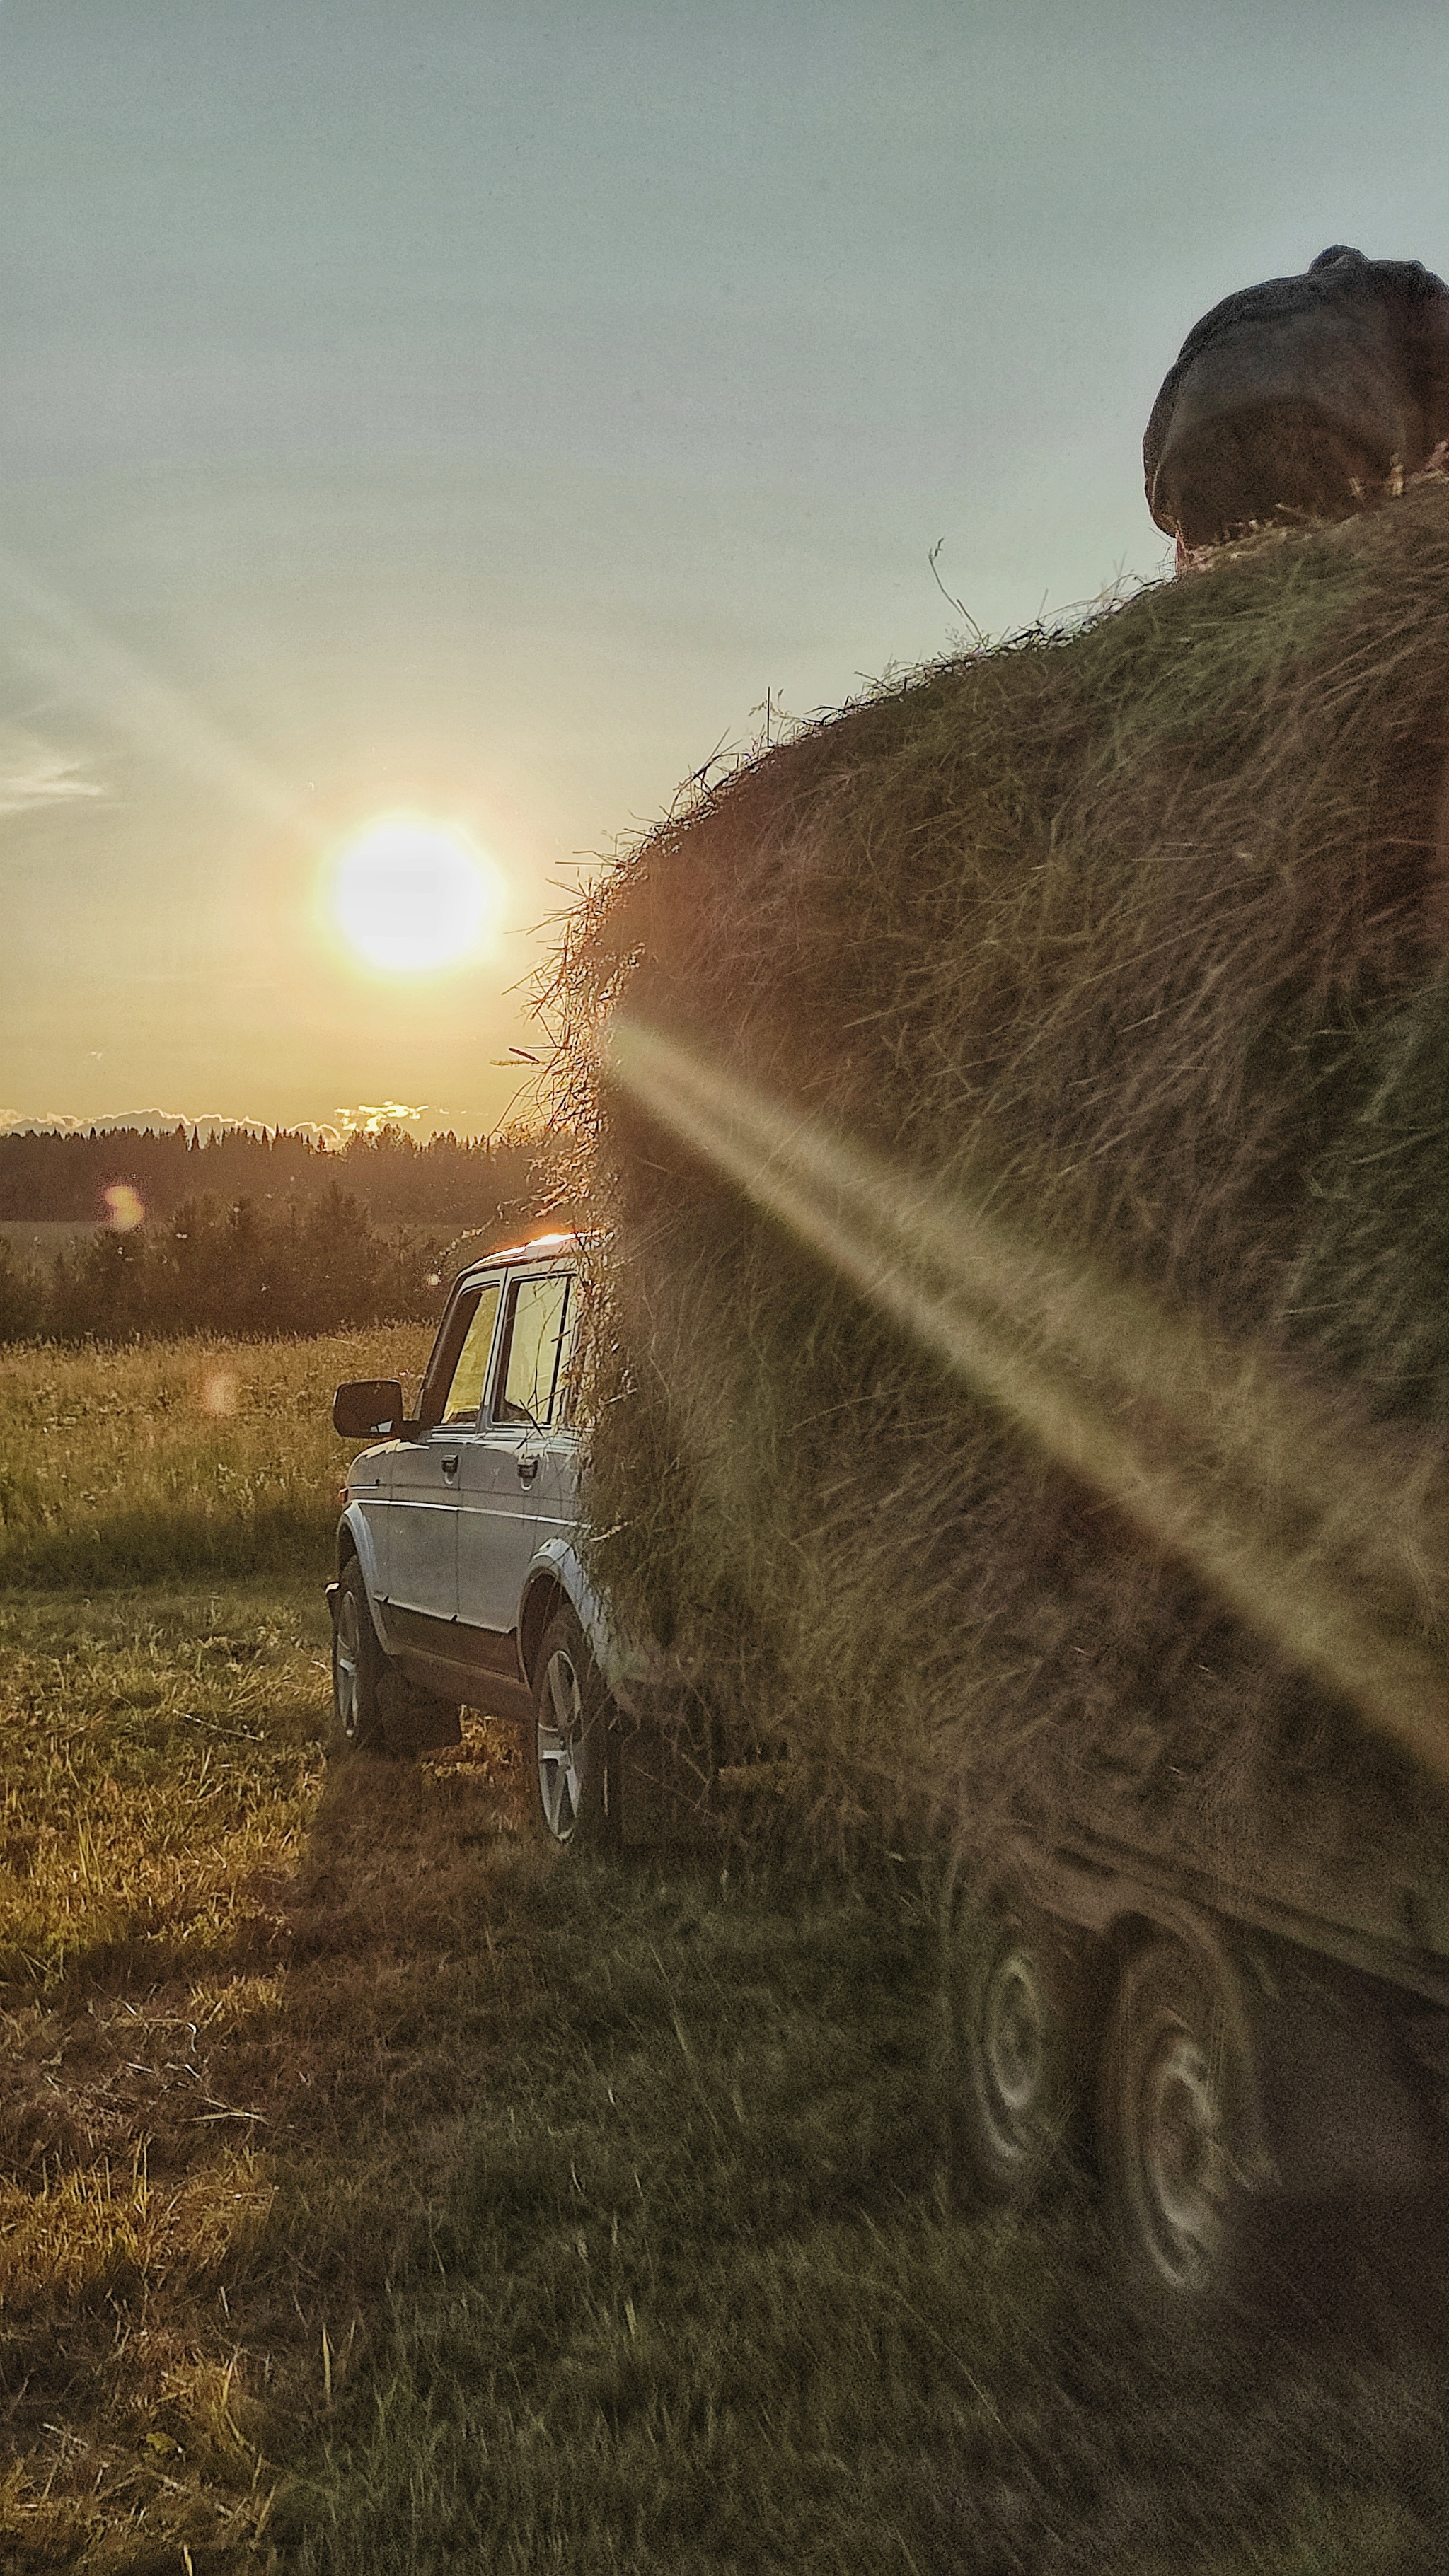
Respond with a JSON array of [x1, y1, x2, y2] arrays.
[[552, 484, 1449, 1881]]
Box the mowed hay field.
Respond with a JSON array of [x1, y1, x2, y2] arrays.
[[2, 1340, 1449, 2571]]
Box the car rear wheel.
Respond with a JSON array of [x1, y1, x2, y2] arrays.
[[531, 1605, 613, 1849]]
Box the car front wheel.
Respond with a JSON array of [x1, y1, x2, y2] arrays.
[[331, 1557, 386, 1754], [531, 1605, 613, 1849]]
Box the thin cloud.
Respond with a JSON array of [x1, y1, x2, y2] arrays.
[[331, 1101, 433, 1139], [0, 1103, 446, 1143], [0, 545, 301, 833], [0, 729, 103, 818]]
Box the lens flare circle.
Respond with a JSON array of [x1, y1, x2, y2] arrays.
[[332, 816, 498, 974], [103, 1183, 145, 1234]]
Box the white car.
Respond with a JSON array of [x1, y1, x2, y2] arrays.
[[328, 1231, 630, 1845]]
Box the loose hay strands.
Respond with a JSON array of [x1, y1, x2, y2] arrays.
[[550, 481, 1449, 1862], [607, 1017, 1449, 1788]]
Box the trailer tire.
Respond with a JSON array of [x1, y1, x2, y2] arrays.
[[945, 1893, 1067, 2203], [1099, 1934, 1259, 2311]]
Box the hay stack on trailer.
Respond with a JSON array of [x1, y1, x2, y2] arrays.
[[555, 485, 1449, 1912]]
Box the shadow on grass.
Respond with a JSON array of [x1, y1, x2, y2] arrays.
[[284, 1850, 1449, 2576], [8, 1653, 1449, 2576], [0, 1500, 335, 1590], [0, 1701, 546, 2575]]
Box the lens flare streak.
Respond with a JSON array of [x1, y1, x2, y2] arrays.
[[607, 1016, 1449, 1785]]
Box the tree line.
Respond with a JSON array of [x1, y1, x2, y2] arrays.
[[0, 1120, 543, 1228], [0, 1186, 451, 1344]]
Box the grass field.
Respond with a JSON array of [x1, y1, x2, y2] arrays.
[[4, 1334, 1449, 2572], [0, 1329, 434, 1588]]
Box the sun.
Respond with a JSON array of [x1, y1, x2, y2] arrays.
[[330, 815, 501, 973]]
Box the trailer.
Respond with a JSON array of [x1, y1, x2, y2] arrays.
[[945, 1816, 1449, 2316], [551, 482, 1449, 2319]]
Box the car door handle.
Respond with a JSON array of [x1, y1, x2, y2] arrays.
[[441, 1454, 460, 1479], [516, 1454, 541, 1487]]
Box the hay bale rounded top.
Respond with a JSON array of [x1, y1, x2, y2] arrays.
[[557, 489, 1449, 1859]]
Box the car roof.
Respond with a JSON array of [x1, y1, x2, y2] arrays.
[[454, 1229, 590, 1289]]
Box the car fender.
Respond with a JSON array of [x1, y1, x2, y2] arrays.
[[335, 1504, 392, 1654], [517, 1535, 648, 1713]]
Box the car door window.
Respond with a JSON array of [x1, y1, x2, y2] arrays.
[[495, 1274, 571, 1426], [419, 1279, 500, 1427], [439, 1282, 501, 1424]]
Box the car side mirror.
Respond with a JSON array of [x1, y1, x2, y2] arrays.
[[333, 1379, 405, 1439]]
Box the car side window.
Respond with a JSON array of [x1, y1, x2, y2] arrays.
[[552, 1277, 584, 1427], [438, 1280, 502, 1424], [495, 1273, 572, 1426], [419, 1278, 502, 1429]]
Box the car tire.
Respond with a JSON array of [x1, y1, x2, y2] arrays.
[[944, 1887, 1068, 2203], [531, 1604, 614, 1849], [331, 1557, 388, 1756], [1098, 1934, 1260, 2315]]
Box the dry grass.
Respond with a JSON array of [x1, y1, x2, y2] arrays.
[[0, 1328, 434, 1587], [0, 1323, 555, 2566], [294, 1849, 1449, 2576], [0, 1576, 543, 2572], [548, 482, 1449, 1863]]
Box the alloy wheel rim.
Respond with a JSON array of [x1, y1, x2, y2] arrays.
[[537, 1647, 585, 1841], [335, 1589, 362, 1743]]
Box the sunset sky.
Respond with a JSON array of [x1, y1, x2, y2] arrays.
[[4, 2, 1448, 1139]]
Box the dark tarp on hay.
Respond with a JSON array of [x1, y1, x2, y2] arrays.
[[551, 485, 1449, 1898]]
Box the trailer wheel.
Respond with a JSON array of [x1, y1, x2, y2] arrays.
[[1099, 1934, 1258, 2309], [945, 1895, 1066, 2202]]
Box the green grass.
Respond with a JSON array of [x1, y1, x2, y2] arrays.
[[6, 1586, 1449, 2575], [288, 1855, 1449, 2576], [0, 1326, 433, 1586], [0, 1574, 543, 2572]]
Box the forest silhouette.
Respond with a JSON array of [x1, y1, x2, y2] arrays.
[[0, 1123, 560, 1341]]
